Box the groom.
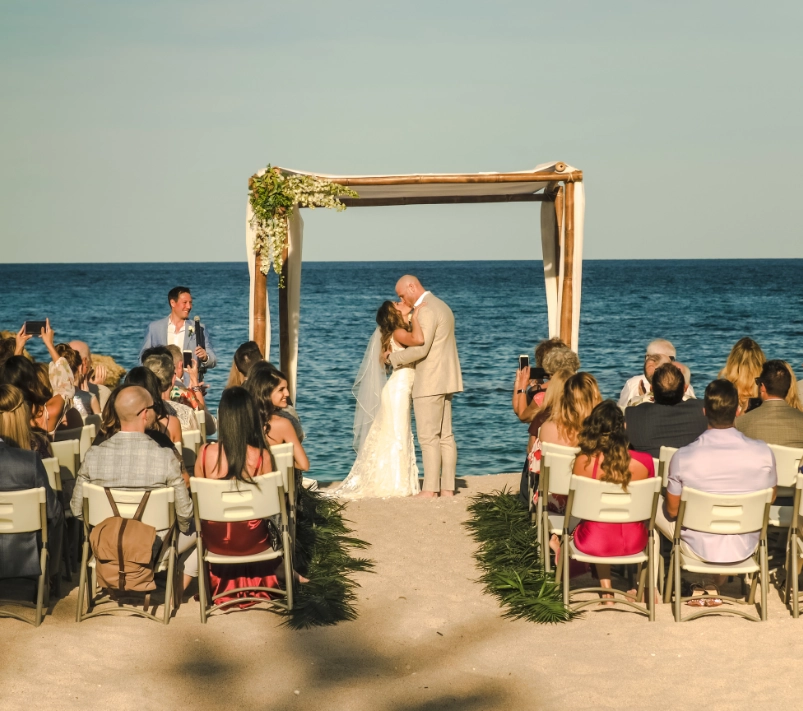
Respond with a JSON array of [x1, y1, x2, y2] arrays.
[[389, 275, 463, 497]]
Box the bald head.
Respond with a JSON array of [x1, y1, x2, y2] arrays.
[[115, 386, 154, 431], [395, 275, 426, 308]]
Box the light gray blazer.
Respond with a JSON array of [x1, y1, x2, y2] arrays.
[[140, 317, 217, 369], [389, 293, 463, 398]]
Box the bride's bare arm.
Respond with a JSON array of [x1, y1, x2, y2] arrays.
[[392, 306, 425, 347]]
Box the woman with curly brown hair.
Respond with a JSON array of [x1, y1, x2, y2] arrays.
[[571, 400, 655, 602]]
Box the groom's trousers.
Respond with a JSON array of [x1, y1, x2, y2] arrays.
[[414, 394, 457, 493]]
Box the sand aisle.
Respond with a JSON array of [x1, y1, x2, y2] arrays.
[[2, 473, 803, 710]]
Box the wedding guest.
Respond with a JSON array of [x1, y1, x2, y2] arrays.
[[625, 363, 708, 458], [57, 343, 100, 417], [0, 384, 49, 457], [245, 363, 309, 471], [784, 363, 803, 412], [735, 360, 803, 447], [194, 386, 289, 607], [512, 337, 569, 422], [541, 372, 602, 530], [35, 362, 83, 431], [68, 340, 111, 411], [618, 339, 696, 408], [226, 341, 264, 388], [71, 385, 197, 593], [719, 337, 766, 414], [166, 345, 217, 436], [0, 338, 16, 368], [123, 367, 182, 443], [570, 400, 655, 603], [143, 352, 199, 433], [0, 384, 64, 587], [656, 379, 776, 589], [140, 286, 217, 371]]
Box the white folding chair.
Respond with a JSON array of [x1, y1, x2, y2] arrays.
[[537, 441, 580, 571], [76, 484, 178, 625], [664, 486, 773, 622], [41, 457, 62, 494], [558, 476, 662, 620], [768, 444, 803, 529], [84, 413, 102, 433], [658, 446, 678, 491], [784, 473, 803, 617], [53, 424, 94, 462], [51, 438, 80, 481], [271, 443, 297, 542], [196, 409, 207, 443], [182, 429, 202, 455], [190, 471, 293, 623], [0, 488, 50, 626]]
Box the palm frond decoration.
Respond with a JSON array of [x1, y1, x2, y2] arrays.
[[464, 488, 578, 624], [283, 486, 374, 629]]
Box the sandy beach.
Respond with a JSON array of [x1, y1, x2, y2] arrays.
[[3, 472, 803, 711]]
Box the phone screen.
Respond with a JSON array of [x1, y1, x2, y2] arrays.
[[183, 351, 193, 368], [24, 320, 47, 335], [518, 355, 530, 371]]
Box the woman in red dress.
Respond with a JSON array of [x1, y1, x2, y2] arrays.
[[194, 386, 281, 608], [571, 400, 655, 604]]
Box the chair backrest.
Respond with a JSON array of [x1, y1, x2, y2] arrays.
[[190, 471, 283, 522], [54, 425, 94, 461], [768, 444, 803, 489], [195, 408, 207, 442], [540, 442, 580, 496], [173, 441, 183, 455], [270, 443, 295, 491], [796, 473, 803, 515], [182, 429, 202, 455], [568, 475, 661, 523], [658, 446, 678, 488], [82, 483, 175, 529], [0, 488, 46, 533], [51, 438, 80, 478], [41, 457, 62, 493], [679, 486, 773, 535]]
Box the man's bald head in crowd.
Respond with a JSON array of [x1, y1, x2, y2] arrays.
[[115, 386, 154, 431], [395, 275, 426, 308]]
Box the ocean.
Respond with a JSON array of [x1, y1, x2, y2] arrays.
[[2, 260, 802, 481]]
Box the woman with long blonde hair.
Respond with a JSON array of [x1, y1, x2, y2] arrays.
[[783, 363, 803, 412], [0, 384, 33, 450], [540, 372, 603, 447], [719, 338, 766, 413]]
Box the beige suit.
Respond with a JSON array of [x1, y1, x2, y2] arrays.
[[389, 293, 463, 492], [735, 399, 803, 448]]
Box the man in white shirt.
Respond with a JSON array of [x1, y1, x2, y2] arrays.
[[618, 339, 696, 408], [140, 286, 216, 371]]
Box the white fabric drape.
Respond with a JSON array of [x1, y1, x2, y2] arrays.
[[540, 192, 560, 339], [246, 201, 271, 360], [570, 182, 585, 352], [285, 207, 304, 402]]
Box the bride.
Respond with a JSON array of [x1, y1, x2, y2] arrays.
[[330, 300, 425, 499]]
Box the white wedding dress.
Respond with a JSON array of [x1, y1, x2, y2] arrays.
[[331, 337, 420, 499]]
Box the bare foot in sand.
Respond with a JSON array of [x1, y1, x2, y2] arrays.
[[440, 490, 455, 497], [626, 588, 660, 604], [549, 534, 560, 557], [416, 491, 438, 498]]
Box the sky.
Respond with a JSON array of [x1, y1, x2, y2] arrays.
[[1, 0, 802, 263]]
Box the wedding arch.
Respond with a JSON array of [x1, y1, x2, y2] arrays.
[[245, 162, 585, 401]]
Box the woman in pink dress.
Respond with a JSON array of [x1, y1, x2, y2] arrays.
[[571, 400, 655, 603]]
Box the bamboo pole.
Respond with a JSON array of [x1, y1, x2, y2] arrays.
[[331, 170, 582, 186], [336, 193, 554, 208], [278, 249, 289, 375], [559, 182, 575, 345], [253, 253, 267, 357]]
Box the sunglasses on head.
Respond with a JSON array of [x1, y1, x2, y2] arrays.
[[136, 404, 155, 416], [645, 354, 676, 362]]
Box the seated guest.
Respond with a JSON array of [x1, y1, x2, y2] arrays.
[[719, 337, 766, 414], [226, 341, 264, 388], [571, 400, 655, 602], [246, 363, 309, 470], [71, 386, 196, 592], [0, 384, 64, 586], [68, 340, 111, 411], [166, 345, 217, 436], [657, 379, 777, 587], [123, 367, 182, 443], [618, 339, 696, 408], [143, 352, 199, 433], [784, 362, 803, 412], [625, 363, 708, 458], [735, 360, 803, 447], [540, 372, 602, 521], [512, 337, 570, 422], [194, 387, 293, 606], [0, 337, 16, 367], [56, 343, 100, 417]]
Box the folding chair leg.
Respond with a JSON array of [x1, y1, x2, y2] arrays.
[[163, 548, 175, 625], [34, 550, 48, 627], [748, 572, 758, 605], [635, 563, 646, 603], [648, 543, 655, 622], [663, 549, 674, 606], [76, 543, 88, 622], [562, 535, 570, 606], [794, 541, 800, 619], [283, 529, 294, 611], [672, 548, 682, 622], [197, 544, 209, 624], [543, 513, 551, 573], [760, 544, 768, 622]]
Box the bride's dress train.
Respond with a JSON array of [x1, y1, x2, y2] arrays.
[[331, 340, 420, 499]]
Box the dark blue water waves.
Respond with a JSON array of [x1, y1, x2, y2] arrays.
[[1, 260, 802, 481]]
